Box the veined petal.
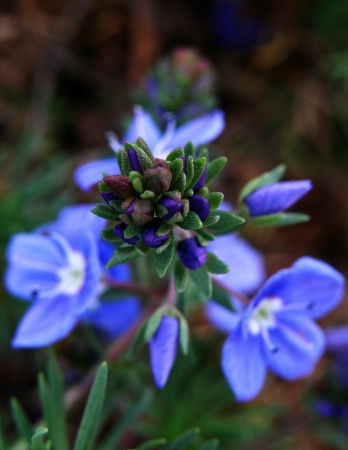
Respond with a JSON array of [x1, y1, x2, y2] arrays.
[[168, 109, 225, 150], [41, 205, 106, 247], [12, 296, 79, 348], [207, 233, 265, 295], [266, 315, 325, 380], [85, 298, 141, 337], [222, 322, 267, 401], [245, 180, 312, 216], [206, 301, 243, 334], [74, 158, 118, 191], [149, 316, 179, 389], [325, 325, 348, 352], [123, 106, 161, 148]]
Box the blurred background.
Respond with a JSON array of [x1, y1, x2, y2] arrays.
[[2, 0, 348, 448]]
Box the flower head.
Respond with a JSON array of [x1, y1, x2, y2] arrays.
[[212, 257, 345, 401]]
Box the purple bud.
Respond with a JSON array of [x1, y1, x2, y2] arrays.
[[193, 164, 207, 192], [180, 156, 187, 173], [177, 237, 207, 270], [188, 195, 210, 221], [125, 199, 154, 225], [114, 222, 139, 245], [142, 219, 169, 248], [128, 147, 143, 174], [158, 196, 183, 218], [144, 164, 172, 194], [103, 175, 136, 199], [100, 190, 121, 205]]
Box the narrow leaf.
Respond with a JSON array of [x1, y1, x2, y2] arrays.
[[178, 211, 202, 231], [31, 427, 48, 450], [144, 312, 163, 341], [207, 211, 245, 234], [155, 237, 175, 278], [211, 282, 235, 310], [205, 192, 224, 210], [190, 268, 212, 299], [184, 141, 195, 158], [249, 212, 310, 227], [137, 438, 167, 450], [206, 157, 227, 186], [179, 317, 190, 355], [187, 157, 206, 190], [174, 260, 189, 293], [101, 227, 121, 243], [10, 398, 33, 444], [238, 164, 286, 202], [73, 362, 108, 450], [91, 204, 120, 221], [166, 428, 200, 450], [166, 147, 184, 161], [106, 247, 139, 267], [199, 439, 219, 450], [206, 252, 229, 274]]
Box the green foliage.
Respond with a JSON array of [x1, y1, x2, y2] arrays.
[[206, 211, 245, 234], [155, 237, 175, 278], [190, 268, 212, 299], [205, 253, 229, 275], [249, 212, 310, 227], [174, 261, 189, 293], [205, 157, 227, 187], [106, 246, 140, 267], [90, 204, 120, 221], [238, 165, 286, 203], [178, 211, 203, 231]]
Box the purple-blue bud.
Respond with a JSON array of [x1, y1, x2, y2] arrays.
[[128, 147, 143, 174], [100, 190, 121, 205], [177, 237, 207, 270], [158, 196, 183, 218], [188, 195, 210, 221], [114, 222, 139, 245], [124, 198, 154, 225], [142, 219, 169, 248], [180, 156, 187, 173], [193, 164, 207, 192]]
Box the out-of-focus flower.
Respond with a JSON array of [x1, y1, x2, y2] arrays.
[[5, 205, 140, 347], [177, 237, 207, 270], [149, 315, 179, 388], [215, 257, 345, 401], [244, 180, 312, 217], [74, 106, 224, 191]]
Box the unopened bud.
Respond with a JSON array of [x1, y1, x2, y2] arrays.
[[142, 219, 169, 248], [144, 165, 172, 195], [103, 175, 136, 199], [177, 237, 207, 270], [114, 222, 139, 245], [158, 196, 183, 218], [188, 195, 210, 221], [124, 198, 154, 225]]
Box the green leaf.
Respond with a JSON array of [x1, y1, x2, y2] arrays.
[[206, 192, 224, 210], [169, 158, 184, 186], [10, 398, 33, 444], [184, 141, 195, 158], [207, 211, 245, 234], [187, 157, 206, 190], [166, 147, 184, 161], [135, 239, 149, 255], [199, 439, 219, 450], [73, 362, 108, 450], [155, 237, 175, 277], [211, 282, 235, 310], [124, 223, 141, 239], [91, 204, 120, 221], [205, 252, 229, 274], [117, 149, 132, 175], [171, 172, 186, 193], [166, 428, 200, 450], [174, 260, 189, 293], [31, 427, 48, 450], [144, 311, 163, 341], [106, 247, 139, 267], [179, 317, 190, 354], [238, 164, 286, 202], [205, 157, 227, 186], [101, 226, 121, 243], [136, 137, 156, 163], [37, 374, 52, 439], [249, 212, 310, 227], [178, 211, 202, 230], [127, 320, 147, 358], [202, 213, 220, 228], [190, 268, 212, 299], [196, 228, 215, 245], [136, 438, 167, 450], [156, 221, 173, 236], [184, 156, 194, 188]]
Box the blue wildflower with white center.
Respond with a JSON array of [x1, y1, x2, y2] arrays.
[[212, 257, 345, 401], [5, 205, 140, 348], [74, 105, 224, 191]]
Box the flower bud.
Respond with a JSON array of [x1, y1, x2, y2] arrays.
[[144, 165, 172, 195], [124, 198, 154, 225], [114, 222, 139, 245], [103, 175, 136, 199], [188, 195, 210, 221], [142, 219, 169, 248], [128, 147, 143, 174], [177, 237, 207, 270], [193, 164, 207, 192], [158, 196, 183, 219], [100, 190, 121, 205]]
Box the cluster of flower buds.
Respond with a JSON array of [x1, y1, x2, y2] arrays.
[[93, 137, 243, 288]]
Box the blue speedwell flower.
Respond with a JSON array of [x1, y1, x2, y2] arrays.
[[74, 105, 224, 191], [212, 257, 345, 401], [5, 205, 140, 347], [245, 180, 312, 217]]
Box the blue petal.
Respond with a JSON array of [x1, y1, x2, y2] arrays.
[[74, 158, 119, 191], [85, 298, 141, 337], [5, 233, 66, 300], [222, 322, 267, 401], [266, 315, 325, 380], [205, 300, 243, 334], [245, 180, 312, 216], [168, 109, 225, 150], [149, 316, 179, 389], [123, 106, 161, 148], [207, 233, 265, 295], [325, 326, 348, 352], [12, 296, 79, 348], [41, 205, 106, 248], [252, 257, 345, 319]]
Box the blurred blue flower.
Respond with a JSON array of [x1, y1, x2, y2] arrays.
[[74, 106, 224, 191], [245, 180, 312, 217], [5, 205, 140, 348], [149, 315, 179, 388], [213, 257, 344, 401]]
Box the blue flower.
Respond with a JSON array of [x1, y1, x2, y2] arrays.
[[149, 315, 179, 388], [5, 205, 140, 348], [211, 257, 345, 401], [245, 180, 312, 217], [74, 106, 224, 191]]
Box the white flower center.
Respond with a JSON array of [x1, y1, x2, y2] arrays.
[[248, 297, 283, 335], [56, 250, 86, 296]]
